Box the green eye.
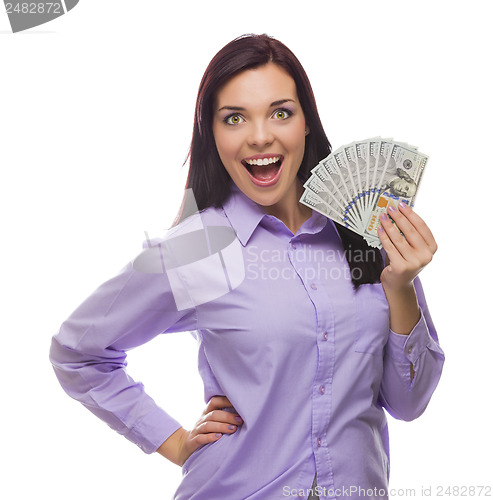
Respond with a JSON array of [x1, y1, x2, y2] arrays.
[[225, 114, 243, 125], [273, 108, 292, 120]]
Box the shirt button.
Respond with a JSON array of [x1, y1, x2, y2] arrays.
[[407, 345, 413, 354], [310, 283, 317, 290], [291, 242, 297, 250], [317, 437, 322, 447], [319, 385, 325, 395], [323, 332, 329, 341], [298, 492, 304, 497]]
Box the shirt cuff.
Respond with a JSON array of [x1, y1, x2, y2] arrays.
[[385, 309, 431, 365], [124, 405, 183, 454]]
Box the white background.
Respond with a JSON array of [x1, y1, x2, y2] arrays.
[[1, 0, 491, 498]]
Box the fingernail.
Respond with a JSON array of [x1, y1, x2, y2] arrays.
[[377, 226, 384, 234], [234, 416, 243, 423], [215, 433, 222, 437], [380, 213, 388, 221], [387, 205, 396, 213], [399, 201, 408, 210], [228, 425, 236, 430]]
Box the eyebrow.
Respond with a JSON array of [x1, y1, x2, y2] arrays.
[[217, 98, 295, 112]]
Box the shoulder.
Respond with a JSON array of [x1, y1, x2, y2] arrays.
[[134, 206, 232, 276], [143, 206, 229, 249]]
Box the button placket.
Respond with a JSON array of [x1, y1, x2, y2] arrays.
[[295, 233, 335, 490]]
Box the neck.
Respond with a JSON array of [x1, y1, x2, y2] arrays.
[[264, 178, 313, 235]]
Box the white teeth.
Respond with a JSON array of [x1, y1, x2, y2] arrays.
[[245, 156, 280, 166]]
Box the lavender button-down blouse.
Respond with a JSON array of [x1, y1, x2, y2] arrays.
[[49, 182, 445, 499]]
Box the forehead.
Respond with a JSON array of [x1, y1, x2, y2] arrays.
[[215, 63, 298, 108]]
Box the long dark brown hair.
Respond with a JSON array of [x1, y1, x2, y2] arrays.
[[174, 33, 383, 288]]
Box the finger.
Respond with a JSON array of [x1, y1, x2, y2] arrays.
[[396, 202, 438, 252], [377, 223, 404, 266], [202, 396, 243, 423], [379, 212, 414, 261], [204, 395, 234, 414], [202, 408, 243, 427], [189, 429, 224, 450], [386, 204, 427, 251], [195, 419, 240, 438]]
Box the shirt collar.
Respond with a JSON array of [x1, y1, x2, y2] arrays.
[[222, 181, 266, 246], [221, 181, 337, 246]]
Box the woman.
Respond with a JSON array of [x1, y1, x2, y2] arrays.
[[50, 34, 445, 499]]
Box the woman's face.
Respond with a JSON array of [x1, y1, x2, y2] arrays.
[[212, 63, 308, 209]]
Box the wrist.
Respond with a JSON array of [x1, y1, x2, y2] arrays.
[[381, 277, 415, 296], [156, 427, 190, 466], [383, 281, 420, 335]]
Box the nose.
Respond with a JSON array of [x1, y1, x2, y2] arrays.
[[247, 121, 274, 148]]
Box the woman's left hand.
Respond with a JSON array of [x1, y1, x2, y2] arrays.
[[377, 202, 438, 292]]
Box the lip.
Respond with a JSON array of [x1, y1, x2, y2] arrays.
[[241, 155, 284, 187]]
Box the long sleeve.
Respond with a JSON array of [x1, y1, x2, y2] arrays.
[[49, 241, 197, 453], [378, 276, 445, 421]]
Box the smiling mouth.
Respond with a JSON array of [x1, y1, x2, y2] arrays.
[[241, 155, 283, 182]]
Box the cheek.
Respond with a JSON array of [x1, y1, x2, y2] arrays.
[[214, 129, 240, 162], [281, 118, 306, 152], [285, 128, 306, 158]]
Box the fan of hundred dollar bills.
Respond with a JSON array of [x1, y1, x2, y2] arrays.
[[299, 137, 428, 249]]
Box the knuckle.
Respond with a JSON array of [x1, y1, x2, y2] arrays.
[[420, 252, 433, 266], [217, 409, 231, 420], [393, 264, 405, 275], [200, 421, 213, 432], [209, 395, 226, 406], [194, 434, 208, 446]]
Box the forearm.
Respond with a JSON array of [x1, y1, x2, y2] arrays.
[[379, 307, 445, 421], [383, 282, 420, 382], [384, 282, 420, 335]]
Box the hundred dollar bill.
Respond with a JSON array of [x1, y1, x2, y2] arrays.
[[300, 137, 429, 250], [334, 148, 365, 221], [353, 140, 371, 216], [343, 144, 365, 211], [367, 140, 396, 213], [299, 188, 347, 225], [320, 155, 364, 229], [362, 144, 428, 240], [307, 164, 362, 232], [303, 173, 361, 232]]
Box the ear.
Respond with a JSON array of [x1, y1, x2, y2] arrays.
[[304, 125, 310, 136]]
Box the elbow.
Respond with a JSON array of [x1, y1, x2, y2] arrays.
[[49, 334, 77, 392], [49, 334, 72, 371], [49, 334, 63, 370], [378, 389, 430, 422], [386, 402, 428, 422]]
